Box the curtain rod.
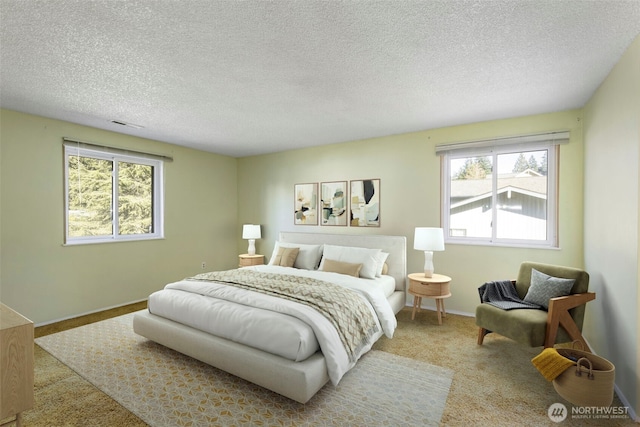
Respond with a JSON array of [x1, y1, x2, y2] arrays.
[[63, 137, 174, 162], [434, 131, 570, 155]]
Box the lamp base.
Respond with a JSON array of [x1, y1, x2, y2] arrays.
[[247, 239, 256, 256], [423, 250, 434, 278]]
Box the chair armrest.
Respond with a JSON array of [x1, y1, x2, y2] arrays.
[[548, 292, 596, 311], [544, 292, 596, 349]]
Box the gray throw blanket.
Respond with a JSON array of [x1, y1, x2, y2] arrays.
[[478, 280, 542, 310]]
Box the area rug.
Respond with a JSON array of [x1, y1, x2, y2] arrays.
[[36, 311, 453, 426]]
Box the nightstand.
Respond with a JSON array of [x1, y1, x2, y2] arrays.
[[408, 273, 452, 325], [239, 254, 265, 267]]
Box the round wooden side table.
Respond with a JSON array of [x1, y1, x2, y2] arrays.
[[239, 254, 265, 267], [408, 273, 452, 325]]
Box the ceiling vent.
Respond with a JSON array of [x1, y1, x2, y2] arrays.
[[111, 120, 144, 129]]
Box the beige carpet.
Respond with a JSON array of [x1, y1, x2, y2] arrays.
[[376, 310, 635, 427], [36, 311, 454, 426], [26, 307, 636, 426]]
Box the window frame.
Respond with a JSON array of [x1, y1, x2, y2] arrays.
[[64, 144, 165, 245], [441, 142, 559, 248]]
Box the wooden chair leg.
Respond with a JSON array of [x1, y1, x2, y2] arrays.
[[477, 327, 487, 345]]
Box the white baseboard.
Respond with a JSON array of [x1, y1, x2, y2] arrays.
[[613, 383, 638, 422], [35, 298, 147, 327]]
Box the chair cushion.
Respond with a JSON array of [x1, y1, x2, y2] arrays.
[[476, 303, 548, 346], [476, 303, 573, 346], [523, 269, 575, 309]]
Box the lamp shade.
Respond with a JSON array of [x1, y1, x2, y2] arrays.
[[242, 224, 261, 240], [413, 227, 444, 251]]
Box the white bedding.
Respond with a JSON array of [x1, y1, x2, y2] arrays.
[[147, 265, 397, 385]]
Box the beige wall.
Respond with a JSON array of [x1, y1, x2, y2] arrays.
[[238, 109, 585, 316], [0, 109, 239, 324], [583, 35, 640, 416]]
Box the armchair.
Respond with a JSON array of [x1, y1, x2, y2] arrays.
[[476, 262, 595, 349]]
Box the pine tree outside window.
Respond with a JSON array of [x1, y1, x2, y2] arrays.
[[64, 143, 164, 244]]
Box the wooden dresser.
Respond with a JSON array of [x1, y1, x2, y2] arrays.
[[0, 303, 34, 427]]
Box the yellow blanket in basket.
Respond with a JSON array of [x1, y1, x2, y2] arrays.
[[531, 348, 575, 381]]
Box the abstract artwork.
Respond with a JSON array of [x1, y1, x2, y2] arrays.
[[294, 183, 318, 225], [350, 179, 380, 227], [321, 181, 347, 226]]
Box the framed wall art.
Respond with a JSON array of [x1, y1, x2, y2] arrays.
[[320, 181, 348, 226], [350, 179, 380, 227], [294, 183, 318, 225]]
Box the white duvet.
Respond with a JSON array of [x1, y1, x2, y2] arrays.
[[147, 265, 397, 385]]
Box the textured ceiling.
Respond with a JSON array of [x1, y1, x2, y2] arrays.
[[1, 1, 639, 158]]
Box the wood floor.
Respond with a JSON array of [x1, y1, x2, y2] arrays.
[[35, 301, 148, 338]]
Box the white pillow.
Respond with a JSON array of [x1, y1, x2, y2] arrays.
[[319, 244, 382, 279], [268, 242, 323, 270], [375, 252, 390, 277]]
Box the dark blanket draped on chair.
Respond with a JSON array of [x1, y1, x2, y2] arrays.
[[478, 280, 542, 310]]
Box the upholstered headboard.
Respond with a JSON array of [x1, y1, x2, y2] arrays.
[[279, 232, 407, 293]]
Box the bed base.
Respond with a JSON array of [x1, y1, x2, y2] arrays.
[[133, 310, 329, 404]]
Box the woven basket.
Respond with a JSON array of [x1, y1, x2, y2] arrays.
[[553, 346, 615, 407]]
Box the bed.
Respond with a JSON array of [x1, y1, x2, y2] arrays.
[[133, 232, 407, 403]]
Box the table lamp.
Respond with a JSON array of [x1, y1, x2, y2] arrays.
[[414, 227, 445, 278], [242, 224, 261, 255]]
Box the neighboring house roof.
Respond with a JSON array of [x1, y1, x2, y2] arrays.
[[515, 169, 543, 177], [450, 175, 547, 200], [451, 185, 546, 210]]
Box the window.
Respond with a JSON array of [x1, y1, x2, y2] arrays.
[[438, 132, 568, 248], [64, 142, 164, 244]]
